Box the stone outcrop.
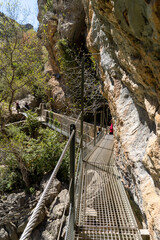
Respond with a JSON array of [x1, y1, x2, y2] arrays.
[[37, 0, 160, 239], [30, 189, 69, 240], [37, 0, 86, 110], [0, 177, 69, 240]]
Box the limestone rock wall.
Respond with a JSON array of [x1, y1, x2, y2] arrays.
[[37, 0, 86, 110], [37, 0, 160, 239], [0, 178, 69, 240], [82, 0, 160, 239]]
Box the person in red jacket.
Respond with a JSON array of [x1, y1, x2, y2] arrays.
[[109, 121, 113, 135]]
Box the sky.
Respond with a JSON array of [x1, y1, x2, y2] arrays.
[[0, 0, 39, 30]]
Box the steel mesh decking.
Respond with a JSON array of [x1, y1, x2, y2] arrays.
[[75, 136, 142, 240]]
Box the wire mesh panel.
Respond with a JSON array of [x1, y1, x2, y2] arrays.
[[75, 228, 142, 240], [75, 135, 142, 240], [43, 110, 97, 144], [83, 129, 105, 160], [65, 206, 75, 240]]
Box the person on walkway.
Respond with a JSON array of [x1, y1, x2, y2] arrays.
[[109, 121, 113, 135], [24, 102, 30, 110], [16, 102, 20, 114], [97, 127, 101, 136]]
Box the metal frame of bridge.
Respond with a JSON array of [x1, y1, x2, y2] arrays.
[[73, 135, 143, 240], [19, 49, 148, 239], [20, 110, 145, 240]]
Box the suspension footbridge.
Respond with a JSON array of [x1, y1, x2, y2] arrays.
[[19, 108, 147, 240]]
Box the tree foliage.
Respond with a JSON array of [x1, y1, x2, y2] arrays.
[[0, 12, 47, 114], [0, 115, 69, 193]]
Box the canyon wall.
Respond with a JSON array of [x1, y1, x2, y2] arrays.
[[38, 0, 160, 239], [37, 0, 86, 110]]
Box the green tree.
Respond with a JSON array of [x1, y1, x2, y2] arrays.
[[0, 10, 46, 115]]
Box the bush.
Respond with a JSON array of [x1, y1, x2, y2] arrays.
[[22, 110, 40, 137], [0, 121, 69, 193], [53, 118, 61, 128], [57, 39, 77, 70]]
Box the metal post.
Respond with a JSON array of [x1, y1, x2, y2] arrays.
[[61, 119, 62, 134], [50, 111, 53, 124], [40, 103, 43, 116], [46, 110, 49, 123], [94, 110, 97, 146], [80, 56, 85, 156], [40, 103, 45, 117], [43, 104, 47, 119], [100, 110, 102, 128], [70, 124, 76, 239], [102, 103, 105, 128], [106, 106, 109, 133]]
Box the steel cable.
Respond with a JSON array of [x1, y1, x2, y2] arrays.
[[19, 129, 75, 240]]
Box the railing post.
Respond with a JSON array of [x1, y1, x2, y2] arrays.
[[40, 103, 45, 117], [102, 102, 105, 128], [42, 104, 47, 119], [70, 124, 76, 239], [94, 110, 97, 146], [100, 110, 103, 128], [39, 103, 42, 116], [80, 56, 85, 156], [50, 111, 53, 124], [46, 110, 49, 123]]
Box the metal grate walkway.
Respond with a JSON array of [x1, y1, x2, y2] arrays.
[[75, 135, 142, 240]]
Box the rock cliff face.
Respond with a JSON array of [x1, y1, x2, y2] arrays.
[[83, 1, 160, 239], [37, 0, 86, 110], [0, 177, 69, 240], [38, 0, 160, 239]]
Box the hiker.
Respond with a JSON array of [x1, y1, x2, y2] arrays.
[[109, 121, 113, 135], [97, 127, 101, 136], [16, 102, 20, 113], [24, 102, 30, 110]]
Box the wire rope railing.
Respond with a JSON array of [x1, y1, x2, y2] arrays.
[[74, 135, 145, 240], [65, 127, 105, 240], [42, 109, 96, 144], [19, 105, 101, 240], [20, 108, 145, 240], [19, 113, 82, 240]]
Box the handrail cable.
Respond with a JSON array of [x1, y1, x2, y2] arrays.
[[57, 129, 82, 239], [65, 129, 105, 239], [20, 107, 103, 239], [75, 111, 82, 125], [46, 111, 81, 126], [20, 129, 75, 240], [57, 131, 82, 240], [45, 110, 94, 142]]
